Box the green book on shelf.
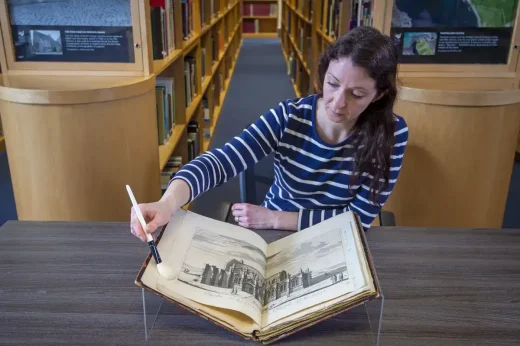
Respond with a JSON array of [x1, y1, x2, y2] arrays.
[[155, 88, 166, 145]]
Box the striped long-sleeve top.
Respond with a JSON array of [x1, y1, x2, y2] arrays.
[[170, 94, 408, 231]]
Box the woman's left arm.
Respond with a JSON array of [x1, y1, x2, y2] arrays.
[[232, 118, 409, 232]]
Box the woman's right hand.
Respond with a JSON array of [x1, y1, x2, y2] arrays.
[[130, 200, 174, 242]]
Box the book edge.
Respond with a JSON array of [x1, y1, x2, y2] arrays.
[[254, 212, 382, 343], [352, 213, 382, 298]]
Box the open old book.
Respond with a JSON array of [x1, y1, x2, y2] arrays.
[[135, 209, 381, 344]]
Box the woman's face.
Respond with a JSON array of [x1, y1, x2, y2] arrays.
[[322, 57, 380, 125]]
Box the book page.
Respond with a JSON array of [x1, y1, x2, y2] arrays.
[[150, 210, 268, 326], [258, 214, 375, 334], [261, 212, 365, 328]]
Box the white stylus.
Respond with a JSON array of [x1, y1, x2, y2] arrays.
[[126, 185, 175, 280], [126, 185, 162, 264]]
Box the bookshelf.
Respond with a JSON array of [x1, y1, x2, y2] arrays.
[[242, 0, 279, 38], [281, 0, 372, 97], [0, 0, 243, 221]]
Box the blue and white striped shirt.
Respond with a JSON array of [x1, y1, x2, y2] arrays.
[[170, 94, 408, 231]]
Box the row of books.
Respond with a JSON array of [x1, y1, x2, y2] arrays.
[[243, 2, 277, 16], [298, 26, 311, 63], [200, 0, 222, 27], [154, 28, 233, 146], [287, 51, 297, 82], [243, 19, 262, 33], [187, 121, 201, 164], [290, 0, 312, 20], [150, 0, 196, 60], [155, 77, 176, 145], [159, 120, 200, 190], [185, 55, 197, 107], [158, 36, 237, 182], [354, 0, 374, 28], [150, 0, 176, 60], [322, 0, 341, 38], [161, 155, 182, 190]]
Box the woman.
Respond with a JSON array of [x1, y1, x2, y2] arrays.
[[130, 26, 408, 242]]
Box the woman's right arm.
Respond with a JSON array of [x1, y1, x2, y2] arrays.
[[130, 99, 291, 241], [130, 179, 190, 242]]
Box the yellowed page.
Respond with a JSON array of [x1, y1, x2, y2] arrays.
[[261, 212, 365, 328], [145, 209, 268, 326], [259, 213, 376, 334], [141, 259, 260, 335]]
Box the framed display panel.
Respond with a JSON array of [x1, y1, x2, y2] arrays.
[[381, 0, 520, 75], [0, 0, 145, 75]]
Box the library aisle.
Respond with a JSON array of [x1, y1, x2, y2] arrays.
[[189, 37, 295, 219]]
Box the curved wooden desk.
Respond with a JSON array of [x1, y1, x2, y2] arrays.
[[385, 85, 520, 228], [0, 74, 161, 221]]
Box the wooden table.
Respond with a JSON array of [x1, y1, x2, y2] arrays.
[[1, 221, 519, 345]]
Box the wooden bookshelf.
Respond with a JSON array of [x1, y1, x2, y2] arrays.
[[203, 40, 242, 152], [242, 0, 278, 37], [0, 0, 244, 221], [281, 0, 354, 96], [158, 13, 243, 170]]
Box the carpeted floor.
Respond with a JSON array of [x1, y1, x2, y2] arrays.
[[0, 38, 519, 228]]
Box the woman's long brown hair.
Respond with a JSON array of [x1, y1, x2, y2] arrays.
[[317, 26, 399, 207]]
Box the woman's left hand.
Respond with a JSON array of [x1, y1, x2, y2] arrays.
[[231, 203, 277, 229]]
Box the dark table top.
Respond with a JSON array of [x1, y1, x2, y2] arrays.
[[1, 221, 519, 345]]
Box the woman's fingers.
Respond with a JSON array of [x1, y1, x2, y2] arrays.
[[232, 209, 247, 217]]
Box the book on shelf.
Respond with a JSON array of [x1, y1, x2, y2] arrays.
[[203, 127, 211, 140], [181, 0, 195, 40], [187, 120, 200, 160], [184, 56, 197, 107], [243, 2, 277, 16], [156, 77, 176, 132], [161, 156, 183, 190], [202, 95, 210, 123], [155, 86, 170, 144], [287, 52, 293, 75], [359, 0, 373, 27], [135, 209, 381, 344], [200, 0, 208, 26], [298, 0, 312, 19], [201, 47, 207, 83], [150, 0, 176, 60]]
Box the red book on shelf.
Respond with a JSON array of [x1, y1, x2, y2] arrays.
[[252, 3, 271, 16], [243, 3, 251, 16], [150, 0, 165, 6], [243, 20, 255, 33]]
